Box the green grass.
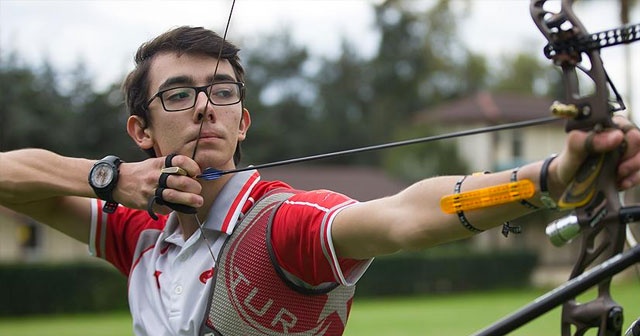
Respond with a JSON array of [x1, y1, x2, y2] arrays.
[[0, 311, 134, 336], [346, 282, 640, 335], [0, 283, 638, 335]]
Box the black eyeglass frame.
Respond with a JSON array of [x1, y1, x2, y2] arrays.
[[146, 81, 245, 112]]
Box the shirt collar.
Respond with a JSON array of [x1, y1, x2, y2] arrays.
[[202, 169, 260, 234], [163, 169, 261, 242]]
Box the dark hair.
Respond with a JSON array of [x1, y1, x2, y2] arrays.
[[122, 26, 245, 164]]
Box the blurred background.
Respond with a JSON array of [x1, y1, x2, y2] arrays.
[[0, 0, 639, 334]]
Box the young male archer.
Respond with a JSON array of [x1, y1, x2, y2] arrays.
[[1, 26, 640, 335]]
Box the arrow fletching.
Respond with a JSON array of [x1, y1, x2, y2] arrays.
[[197, 168, 226, 180]]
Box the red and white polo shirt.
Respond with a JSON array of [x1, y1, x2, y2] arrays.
[[88, 170, 372, 336]]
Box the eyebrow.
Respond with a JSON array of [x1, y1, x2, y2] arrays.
[[206, 73, 236, 83], [157, 76, 194, 91]]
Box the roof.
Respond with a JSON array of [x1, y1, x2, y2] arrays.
[[415, 91, 559, 124], [257, 165, 408, 201]]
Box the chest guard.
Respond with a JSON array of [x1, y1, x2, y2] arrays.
[[200, 190, 356, 336]]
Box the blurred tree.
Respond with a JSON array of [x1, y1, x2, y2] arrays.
[[382, 124, 469, 182], [308, 39, 378, 165], [246, 0, 488, 169], [0, 55, 74, 154], [70, 83, 145, 162], [237, 0, 482, 168], [0, 54, 139, 161], [369, 0, 485, 177], [492, 52, 563, 98], [368, 0, 479, 135], [0, 0, 567, 176], [619, 0, 637, 117], [239, 29, 316, 165], [65, 62, 137, 159]]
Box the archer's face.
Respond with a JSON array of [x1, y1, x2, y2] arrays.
[[144, 52, 250, 170]]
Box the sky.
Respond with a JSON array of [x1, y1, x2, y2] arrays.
[[1, 0, 639, 116]]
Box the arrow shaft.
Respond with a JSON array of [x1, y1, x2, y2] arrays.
[[222, 116, 561, 176]]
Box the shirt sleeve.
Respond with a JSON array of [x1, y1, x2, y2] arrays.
[[89, 199, 165, 276], [269, 190, 373, 287]]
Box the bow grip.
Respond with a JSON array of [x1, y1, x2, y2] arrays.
[[558, 147, 623, 210]]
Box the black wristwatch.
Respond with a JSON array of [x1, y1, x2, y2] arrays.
[[88, 155, 123, 213]]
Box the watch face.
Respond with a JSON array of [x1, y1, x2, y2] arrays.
[[91, 163, 114, 188]]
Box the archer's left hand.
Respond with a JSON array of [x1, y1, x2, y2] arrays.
[[552, 114, 640, 193]]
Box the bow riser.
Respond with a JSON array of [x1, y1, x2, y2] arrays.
[[531, 0, 627, 335], [560, 55, 614, 132], [563, 150, 625, 335]]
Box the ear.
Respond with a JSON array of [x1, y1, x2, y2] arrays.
[[237, 108, 251, 141], [127, 115, 155, 150]]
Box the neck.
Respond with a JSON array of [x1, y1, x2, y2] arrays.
[[176, 173, 234, 240]]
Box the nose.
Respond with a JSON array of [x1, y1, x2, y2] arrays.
[[193, 91, 215, 123]]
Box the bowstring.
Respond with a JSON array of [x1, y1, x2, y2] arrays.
[[191, 0, 237, 265]]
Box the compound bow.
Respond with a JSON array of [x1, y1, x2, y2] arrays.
[[476, 1, 640, 335]]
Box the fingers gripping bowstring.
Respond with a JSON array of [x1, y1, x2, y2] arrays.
[[191, 0, 237, 265]]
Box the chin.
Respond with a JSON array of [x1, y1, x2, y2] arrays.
[[195, 155, 233, 170]]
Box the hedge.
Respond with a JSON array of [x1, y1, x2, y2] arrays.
[[355, 248, 539, 297], [0, 248, 537, 315], [0, 261, 128, 316]]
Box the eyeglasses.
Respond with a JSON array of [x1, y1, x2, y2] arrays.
[[147, 82, 245, 112]]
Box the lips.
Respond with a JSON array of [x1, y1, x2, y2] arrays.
[[200, 133, 222, 140], [190, 131, 223, 143]]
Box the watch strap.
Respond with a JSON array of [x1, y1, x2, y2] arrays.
[[90, 155, 122, 214], [103, 201, 119, 214]]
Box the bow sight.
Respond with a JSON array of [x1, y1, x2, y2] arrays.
[[475, 1, 640, 335]]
